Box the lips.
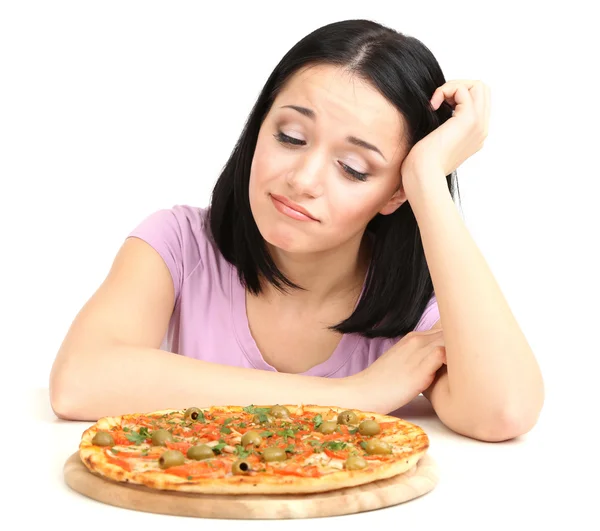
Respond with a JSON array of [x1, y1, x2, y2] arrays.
[[270, 194, 318, 221]]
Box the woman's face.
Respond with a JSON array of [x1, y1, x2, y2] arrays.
[[249, 63, 409, 253]]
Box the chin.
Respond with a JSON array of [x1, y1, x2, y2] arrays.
[[258, 221, 306, 253]]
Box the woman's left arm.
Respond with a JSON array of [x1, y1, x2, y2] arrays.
[[405, 173, 545, 442], [400, 80, 545, 442]]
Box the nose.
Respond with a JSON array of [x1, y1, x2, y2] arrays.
[[286, 150, 326, 197]]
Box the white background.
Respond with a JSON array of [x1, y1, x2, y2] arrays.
[[2, 0, 599, 527]]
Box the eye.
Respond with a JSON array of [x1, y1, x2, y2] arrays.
[[338, 162, 369, 182], [273, 131, 369, 182], [273, 131, 305, 146]]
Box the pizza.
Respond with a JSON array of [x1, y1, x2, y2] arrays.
[[78, 403, 430, 494]]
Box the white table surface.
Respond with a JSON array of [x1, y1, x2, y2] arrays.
[[16, 386, 594, 530]]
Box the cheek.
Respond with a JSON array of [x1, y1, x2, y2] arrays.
[[250, 139, 282, 185], [328, 186, 386, 227]]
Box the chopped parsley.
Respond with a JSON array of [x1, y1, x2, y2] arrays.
[[277, 429, 296, 443], [307, 440, 349, 453], [219, 417, 233, 433], [284, 444, 296, 454], [243, 405, 271, 415], [323, 441, 348, 451], [212, 439, 227, 454], [308, 440, 324, 452], [126, 427, 151, 445], [234, 445, 252, 458], [313, 414, 323, 429]]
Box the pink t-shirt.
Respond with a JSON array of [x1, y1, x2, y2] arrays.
[[127, 205, 439, 379]]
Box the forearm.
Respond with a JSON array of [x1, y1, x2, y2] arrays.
[[405, 173, 544, 428], [49, 343, 364, 421]]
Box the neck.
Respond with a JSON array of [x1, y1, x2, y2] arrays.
[[260, 231, 373, 309]]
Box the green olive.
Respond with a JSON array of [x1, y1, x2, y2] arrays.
[[319, 420, 338, 434], [364, 439, 392, 455], [184, 407, 202, 421], [92, 431, 115, 447], [151, 429, 174, 446], [253, 413, 275, 426], [232, 459, 253, 475], [358, 419, 381, 436], [186, 444, 214, 460], [241, 430, 262, 448], [337, 410, 359, 425], [269, 405, 291, 419], [158, 450, 185, 469], [262, 447, 288, 462], [345, 455, 368, 470]]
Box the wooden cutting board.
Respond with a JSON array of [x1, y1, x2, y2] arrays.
[[63, 451, 439, 519]]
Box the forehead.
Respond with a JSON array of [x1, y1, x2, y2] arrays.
[[272, 64, 405, 157]]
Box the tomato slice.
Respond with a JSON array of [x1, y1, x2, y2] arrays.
[[164, 459, 227, 478], [106, 456, 132, 471], [324, 448, 349, 460], [165, 441, 192, 453]]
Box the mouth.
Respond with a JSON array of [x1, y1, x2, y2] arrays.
[[270, 194, 319, 222]]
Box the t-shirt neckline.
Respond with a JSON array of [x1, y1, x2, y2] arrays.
[[230, 266, 365, 377]]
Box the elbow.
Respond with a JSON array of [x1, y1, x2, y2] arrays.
[[472, 414, 537, 442], [441, 372, 546, 442], [471, 399, 545, 443], [484, 380, 546, 442], [49, 375, 76, 420], [49, 391, 77, 420], [49, 358, 84, 421]]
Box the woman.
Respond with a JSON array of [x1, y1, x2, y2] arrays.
[[49, 19, 544, 442]]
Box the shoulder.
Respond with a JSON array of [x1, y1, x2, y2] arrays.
[[128, 204, 212, 255], [126, 204, 225, 303], [131, 204, 208, 238]]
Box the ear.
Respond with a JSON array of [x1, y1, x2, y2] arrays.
[[378, 184, 408, 216]]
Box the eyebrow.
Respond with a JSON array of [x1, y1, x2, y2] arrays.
[[279, 104, 387, 162]]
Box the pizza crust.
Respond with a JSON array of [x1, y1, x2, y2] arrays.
[[79, 404, 430, 494]]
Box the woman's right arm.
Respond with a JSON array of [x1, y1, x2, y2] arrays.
[[49, 237, 361, 421]]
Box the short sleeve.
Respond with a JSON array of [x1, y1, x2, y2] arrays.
[[126, 206, 201, 305], [413, 293, 440, 331]]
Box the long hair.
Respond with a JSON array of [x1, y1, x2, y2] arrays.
[[208, 19, 459, 338]]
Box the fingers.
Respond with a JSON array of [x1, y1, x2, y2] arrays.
[[419, 346, 447, 373], [431, 80, 476, 109]]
